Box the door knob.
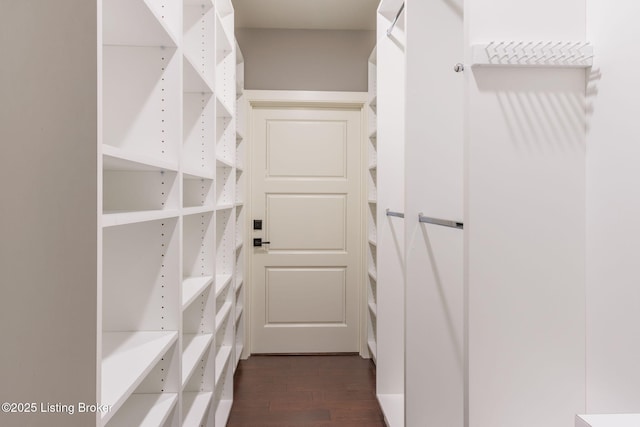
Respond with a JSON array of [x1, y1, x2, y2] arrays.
[[253, 238, 271, 247]]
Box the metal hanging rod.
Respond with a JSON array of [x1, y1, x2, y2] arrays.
[[386, 209, 405, 218], [418, 213, 464, 230], [386, 2, 405, 37]]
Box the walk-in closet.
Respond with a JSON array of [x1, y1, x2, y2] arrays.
[[2, 0, 640, 426]]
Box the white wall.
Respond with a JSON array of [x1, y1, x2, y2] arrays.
[[235, 29, 375, 91], [0, 1, 97, 426], [465, 0, 586, 425], [585, 0, 640, 413]]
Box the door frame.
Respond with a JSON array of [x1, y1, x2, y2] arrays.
[[242, 90, 369, 358]]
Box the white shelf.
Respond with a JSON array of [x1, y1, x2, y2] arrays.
[[216, 202, 234, 211], [215, 399, 233, 427], [106, 393, 177, 427], [214, 345, 232, 386], [236, 306, 244, 323], [182, 206, 215, 217], [368, 301, 377, 316], [215, 274, 233, 297], [184, 0, 214, 6], [183, 169, 215, 181], [182, 392, 213, 427], [368, 237, 377, 246], [577, 414, 640, 427], [369, 162, 378, 170], [103, 145, 179, 172], [215, 10, 234, 55], [236, 128, 245, 141], [216, 96, 233, 118], [102, 209, 180, 228], [368, 269, 377, 282], [235, 201, 244, 207], [215, 302, 233, 332], [182, 333, 214, 387], [101, 331, 178, 424], [183, 54, 215, 93], [471, 42, 594, 68], [235, 278, 243, 292], [216, 156, 235, 169], [378, 393, 405, 427], [235, 241, 243, 251], [103, 0, 179, 47], [182, 276, 214, 310], [216, 0, 234, 17], [368, 339, 377, 363], [368, 199, 377, 204], [369, 129, 377, 139], [235, 343, 244, 367]]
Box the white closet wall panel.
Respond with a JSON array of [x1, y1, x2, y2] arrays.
[[586, 0, 640, 413], [466, 0, 586, 425], [404, 0, 464, 426], [375, 1, 405, 425], [466, 0, 585, 41]]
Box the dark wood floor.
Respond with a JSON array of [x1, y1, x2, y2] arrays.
[[227, 355, 386, 427]]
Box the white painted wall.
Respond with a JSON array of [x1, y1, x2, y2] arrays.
[[465, 0, 586, 425], [0, 2, 97, 426], [235, 29, 375, 91], [585, 0, 640, 413]]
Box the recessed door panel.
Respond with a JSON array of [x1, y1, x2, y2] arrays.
[[266, 120, 347, 178], [266, 194, 346, 251], [266, 268, 346, 324]]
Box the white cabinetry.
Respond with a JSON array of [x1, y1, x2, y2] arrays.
[[375, 1, 406, 425], [234, 42, 247, 368], [99, 0, 243, 425], [373, 0, 587, 426], [366, 47, 378, 364]]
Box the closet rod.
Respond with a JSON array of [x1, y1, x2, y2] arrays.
[[386, 2, 405, 37], [386, 209, 405, 218], [418, 213, 464, 230]]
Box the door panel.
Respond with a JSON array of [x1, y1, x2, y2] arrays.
[[266, 120, 347, 178], [251, 106, 362, 353], [266, 194, 346, 251], [266, 267, 346, 324]]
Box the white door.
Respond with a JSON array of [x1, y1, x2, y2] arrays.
[[251, 105, 362, 353]]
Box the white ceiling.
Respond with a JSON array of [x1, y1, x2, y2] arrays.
[[232, 0, 379, 30]]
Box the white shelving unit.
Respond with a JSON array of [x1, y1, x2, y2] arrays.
[[366, 46, 378, 365], [376, 0, 587, 425], [107, 393, 179, 427], [234, 43, 247, 368], [375, 1, 406, 426], [98, 0, 244, 425]]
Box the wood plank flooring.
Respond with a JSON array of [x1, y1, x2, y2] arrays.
[[227, 355, 385, 427]]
